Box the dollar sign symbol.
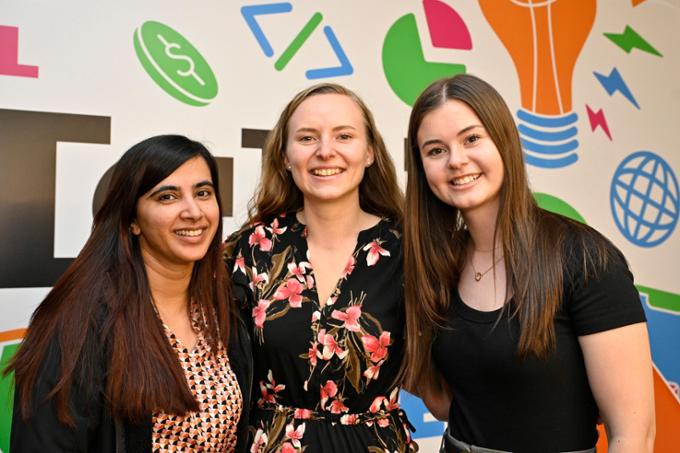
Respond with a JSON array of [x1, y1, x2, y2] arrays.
[[156, 33, 206, 86]]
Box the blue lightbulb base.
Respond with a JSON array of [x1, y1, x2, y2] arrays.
[[517, 109, 579, 169]]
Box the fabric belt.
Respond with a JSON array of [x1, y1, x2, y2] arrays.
[[257, 402, 412, 429], [440, 429, 596, 453]]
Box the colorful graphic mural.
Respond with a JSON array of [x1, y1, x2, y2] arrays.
[[1, 1, 678, 451], [479, 0, 596, 168], [134, 21, 219, 106], [241, 2, 353, 79]]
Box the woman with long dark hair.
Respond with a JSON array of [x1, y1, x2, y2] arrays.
[[225, 83, 415, 452], [7, 135, 252, 452], [402, 75, 655, 452]]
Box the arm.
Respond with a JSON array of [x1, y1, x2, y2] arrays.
[[579, 322, 655, 453], [11, 338, 101, 452], [415, 372, 452, 422], [420, 384, 451, 422]]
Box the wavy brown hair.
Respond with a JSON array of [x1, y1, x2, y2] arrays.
[[247, 83, 403, 224], [402, 74, 612, 393], [6, 135, 231, 425]]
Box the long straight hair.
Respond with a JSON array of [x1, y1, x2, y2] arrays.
[[248, 83, 403, 224], [6, 135, 231, 425], [402, 75, 612, 393]]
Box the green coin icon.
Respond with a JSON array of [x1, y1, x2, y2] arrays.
[[133, 21, 218, 106]]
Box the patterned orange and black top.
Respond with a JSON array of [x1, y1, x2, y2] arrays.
[[151, 322, 243, 452]]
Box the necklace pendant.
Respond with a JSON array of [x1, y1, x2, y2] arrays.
[[474, 272, 482, 282]]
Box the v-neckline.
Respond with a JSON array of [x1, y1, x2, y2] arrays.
[[294, 216, 384, 308]]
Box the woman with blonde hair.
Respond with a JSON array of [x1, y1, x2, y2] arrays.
[[226, 83, 415, 452], [403, 74, 655, 452]]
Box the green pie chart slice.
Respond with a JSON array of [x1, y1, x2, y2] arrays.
[[382, 13, 466, 107]]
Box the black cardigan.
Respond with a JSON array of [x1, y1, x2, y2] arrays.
[[10, 315, 253, 453]]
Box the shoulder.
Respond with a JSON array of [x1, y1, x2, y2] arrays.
[[541, 214, 645, 334], [536, 209, 625, 276]]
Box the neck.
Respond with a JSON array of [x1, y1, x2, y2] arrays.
[[299, 195, 376, 244], [141, 250, 192, 314], [462, 202, 500, 253]]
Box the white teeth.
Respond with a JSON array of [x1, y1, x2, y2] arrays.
[[312, 168, 342, 176], [452, 174, 480, 185], [175, 229, 203, 237]]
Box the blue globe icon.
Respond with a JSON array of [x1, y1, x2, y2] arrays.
[[610, 151, 679, 247]]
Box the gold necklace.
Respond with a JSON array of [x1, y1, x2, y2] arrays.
[[470, 255, 503, 282]]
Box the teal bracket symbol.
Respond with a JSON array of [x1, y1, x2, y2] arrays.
[[241, 2, 353, 79]]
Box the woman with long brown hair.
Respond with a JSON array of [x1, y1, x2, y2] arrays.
[[7, 135, 252, 452], [225, 83, 415, 452], [403, 74, 655, 452]]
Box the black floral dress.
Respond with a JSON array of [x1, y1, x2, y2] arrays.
[[226, 213, 416, 453]]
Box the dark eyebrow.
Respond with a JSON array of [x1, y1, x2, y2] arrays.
[[194, 180, 214, 189], [147, 180, 214, 198], [457, 124, 483, 136], [420, 125, 483, 148]]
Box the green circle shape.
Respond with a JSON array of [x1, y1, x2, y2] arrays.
[[534, 192, 587, 224], [133, 20, 218, 106]]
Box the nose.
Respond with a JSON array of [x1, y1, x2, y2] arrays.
[[315, 137, 336, 159], [180, 196, 204, 220], [447, 145, 469, 169]]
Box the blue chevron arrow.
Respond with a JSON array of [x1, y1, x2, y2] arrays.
[[305, 26, 354, 79], [241, 2, 293, 57]]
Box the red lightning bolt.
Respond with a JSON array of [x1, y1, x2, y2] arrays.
[[585, 105, 612, 141]]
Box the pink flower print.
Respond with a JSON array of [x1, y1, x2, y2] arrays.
[[311, 310, 321, 322], [305, 274, 314, 290], [249, 225, 272, 251], [258, 382, 276, 407], [250, 428, 268, 453], [329, 399, 349, 414], [369, 396, 386, 413], [377, 417, 390, 428], [274, 278, 304, 308], [340, 413, 359, 425], [362, 331, 391, 362], [267, 218, 287, 235], [252, 299, 270, 328], [363, 240, 390, 266], [279, 442, 296, 453], [288, 261, 311, 282], [343, 256, 355, 278], [258, 369, 285, 407], [250, 267, 269, 291], [320, 380, 338, 408], [331, 306, 362, 332], [233, 255, 245, 274], [363, 360, 384, 381], [294, 408, 312, 419], [285, 422, 306, 448], [386, 386, 400, 411], [307, 342, 319, 367], [321, 333, 348, 360]]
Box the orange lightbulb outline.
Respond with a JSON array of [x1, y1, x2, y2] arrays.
[[479, 0, 596, 168]]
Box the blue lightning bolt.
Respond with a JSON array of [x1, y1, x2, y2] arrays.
[[594, 68, 640, 109]]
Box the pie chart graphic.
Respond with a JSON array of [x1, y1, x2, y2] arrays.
[[382, 0, 472, 106]]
